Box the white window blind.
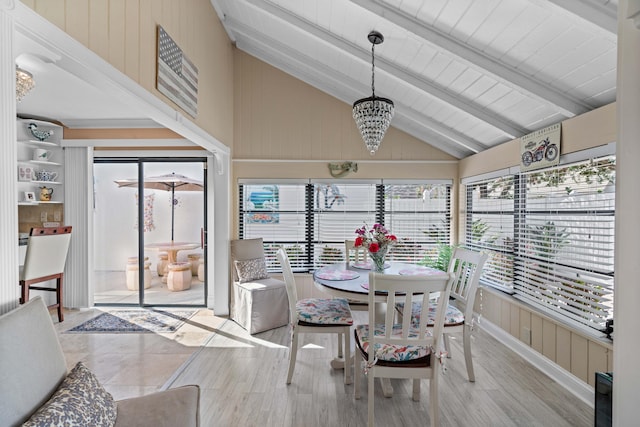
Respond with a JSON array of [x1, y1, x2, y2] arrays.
[[515, 156, 615, 331], [313, 182, 378, 267], [465, 176, 515, 292], [385, 183, 451, 263], [240, 180, 453, 272], [239, 183, 308, 271]]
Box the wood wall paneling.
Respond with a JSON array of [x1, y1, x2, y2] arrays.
[[88, 0, 109, 60], [65, 0, 89, 46], [500, 298, 510, 331], [509, 304, 519, 338], [124, 0, 140, 82], [35, 0, 65, 30], [519, 308, 531, 345], [108, 0, 126, 74], [542, 318, 556, 361], [570, 333, 589, 383], [587, 341, 609, 387], [556, 327, 571, 371], [232, 51, 455, 162], [530, 313, 543, 353]]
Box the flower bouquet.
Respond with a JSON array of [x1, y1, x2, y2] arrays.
[[354, 223, 397, 272]]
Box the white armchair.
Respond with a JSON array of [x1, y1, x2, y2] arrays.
[[229, 238, 289, 334]]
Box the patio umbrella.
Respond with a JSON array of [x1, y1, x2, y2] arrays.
[[115, 172, 204, 241]]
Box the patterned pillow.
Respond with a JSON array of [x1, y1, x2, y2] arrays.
[[234, 258, 269, 283], [23, 361, 117, 427]]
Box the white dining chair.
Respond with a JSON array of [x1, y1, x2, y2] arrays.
[[397, 247, 488, 382], [276, 248, 354, 385], [345, 239, 368, 267], [354, 271, 455, 427]]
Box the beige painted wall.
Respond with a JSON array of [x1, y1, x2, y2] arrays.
[[21, 0, 235, 147], [459, 102, 616, 179], [233, 51, 456, 162]]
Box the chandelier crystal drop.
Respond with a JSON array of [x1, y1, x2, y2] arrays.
[[16, 67, 35, 102], [352, 31, 394, 156]]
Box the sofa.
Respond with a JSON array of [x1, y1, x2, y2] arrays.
[[0, 297, 200, 427]]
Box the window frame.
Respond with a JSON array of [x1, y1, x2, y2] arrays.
[[463, 144, 616, 334]]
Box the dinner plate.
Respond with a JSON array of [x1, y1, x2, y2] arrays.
[[315, 269, 360, 281], [398, 267, 443, 276]]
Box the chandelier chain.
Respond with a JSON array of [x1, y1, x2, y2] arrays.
[[371, 43, 376, 98]]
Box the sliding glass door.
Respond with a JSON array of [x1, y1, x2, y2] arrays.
[[93, 158, 207, 307]]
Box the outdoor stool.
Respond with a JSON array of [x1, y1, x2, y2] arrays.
[[187, 253, 201, 276], [156, 252, 169, 276], [167, 262, 192, 291], [198, 259, 205, 281], [126, 257, 151, 290]]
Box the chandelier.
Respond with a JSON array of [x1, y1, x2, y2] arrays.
[[352, 31, 394, 156], [16, 67, 35, 102]]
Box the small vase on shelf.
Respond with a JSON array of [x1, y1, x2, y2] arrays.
[[368, 246, 388, 273]]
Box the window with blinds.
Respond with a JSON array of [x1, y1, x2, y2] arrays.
[[239, 183, 308, 271], [313, 182, 378, 267], [465, 176, 515, 292], [239, 180, 452, 272], [464, 153, 616, 333], [515, 156, 615, 331], [385, 183, 451, 264]]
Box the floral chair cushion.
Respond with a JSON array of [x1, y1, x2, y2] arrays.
[[296, 298, 353, 326], [396, 301, 465, 326], [354, 324, 433, 362], [234, 257, 269, 283]]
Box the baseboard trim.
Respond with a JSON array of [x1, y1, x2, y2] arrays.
[[481, 319, 594, 408]]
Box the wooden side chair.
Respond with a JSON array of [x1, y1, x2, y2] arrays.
[[354, 271, 455, 427], [397, 247, 488, 382], [19, 226, 72, 322], [276, 248, 354, 385]]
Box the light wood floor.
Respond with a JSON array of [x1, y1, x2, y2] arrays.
[[54, 308, 592, 426]]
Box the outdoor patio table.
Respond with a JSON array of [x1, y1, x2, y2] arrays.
[[145, 242, 200, 281]]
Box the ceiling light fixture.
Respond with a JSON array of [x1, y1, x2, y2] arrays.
[[16, 67, 35, 102], [352, 31, 394, 156]]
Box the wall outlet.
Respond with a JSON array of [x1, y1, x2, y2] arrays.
[[521, 326, 531, 345], [53, 211, 61, 221], [40, 211, 47, 222]]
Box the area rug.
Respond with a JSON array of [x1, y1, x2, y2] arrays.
[[66, 309, 197, 334]]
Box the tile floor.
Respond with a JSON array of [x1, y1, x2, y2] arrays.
[[53, 306, 226, 401], [94, 270, 206, 306]]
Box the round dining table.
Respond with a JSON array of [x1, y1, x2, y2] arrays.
[[313, 261, 447, 302], [313, 261, 447, 395]]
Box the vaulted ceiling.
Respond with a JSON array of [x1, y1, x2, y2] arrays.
[[211, 0, 617, 159]]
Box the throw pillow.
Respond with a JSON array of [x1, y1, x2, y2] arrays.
[[23, 361, 117, 427], [235, 257, 269, 283]]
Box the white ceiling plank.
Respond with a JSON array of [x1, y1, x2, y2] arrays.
[[546, 0, 617, 34], [349, 0, 592, 116], [243, 0, 526, 137]]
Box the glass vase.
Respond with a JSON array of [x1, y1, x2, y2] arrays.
[[368, 246, 388, 273]]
